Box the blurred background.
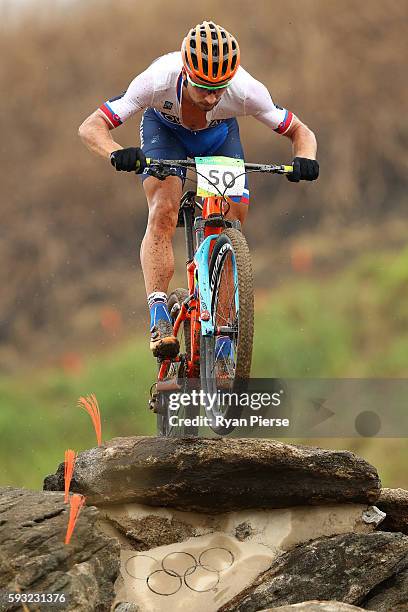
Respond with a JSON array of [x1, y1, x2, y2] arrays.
[[1, 0, 407, 489]]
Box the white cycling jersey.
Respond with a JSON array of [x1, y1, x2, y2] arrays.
[[98, 52, 294, 134]]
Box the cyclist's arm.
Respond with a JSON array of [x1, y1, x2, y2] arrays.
[[244, 77, 317, 158], [78, 68, 154, 159], [283, 115, 317, 160], [78, 111, 122, 159]]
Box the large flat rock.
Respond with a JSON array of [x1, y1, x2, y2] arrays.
[[0, 487, 120, 612], [43, 437, 381, 512]]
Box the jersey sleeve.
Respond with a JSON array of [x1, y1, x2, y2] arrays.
[[244, 76, 294, 135], [98, 68, 155, 128]]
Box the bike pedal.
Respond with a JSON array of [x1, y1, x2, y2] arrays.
[[148, 397, 158, 413], [169, 303, 181, 318]]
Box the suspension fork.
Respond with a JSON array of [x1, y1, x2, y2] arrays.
[[182, 196, 202, 376]]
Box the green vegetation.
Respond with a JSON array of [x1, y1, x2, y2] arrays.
[[254, 246, 408, 378], [1, 246, 408, 490], [0, 341, 155, 490]]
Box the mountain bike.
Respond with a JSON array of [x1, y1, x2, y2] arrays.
[[147, 156, 292, 437]]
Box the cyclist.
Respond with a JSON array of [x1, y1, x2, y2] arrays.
[[79, 21, 319, 360]]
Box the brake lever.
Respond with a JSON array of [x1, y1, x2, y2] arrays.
[[146, 164, 179, 181]]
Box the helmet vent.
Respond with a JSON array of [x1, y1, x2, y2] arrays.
[[192, 52, 199, 70], [190, 39, 196, 49], [202, 41, 208, 54]]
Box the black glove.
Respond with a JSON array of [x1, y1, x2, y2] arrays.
[[287, 157, 319, 182], [110, 147, 146, 173]]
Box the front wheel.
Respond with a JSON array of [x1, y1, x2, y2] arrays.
[[200, 228, 254, 434]]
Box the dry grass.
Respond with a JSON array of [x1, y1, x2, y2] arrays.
[[1, 0, 406, 366]]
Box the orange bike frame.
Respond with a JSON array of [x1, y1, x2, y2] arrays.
[[158, 195, 227, 380]]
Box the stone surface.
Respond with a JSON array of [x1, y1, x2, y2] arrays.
[[0, 487, 120, 612], [43, 437, 381, 512], [362, 566, 408, 611], [96, 502, 377, 553], [114, 532, 278, 612], [219, 531, 408, 611], [263, 603, 365, 611], [376, 487, 408, 535], [94, 502, 379, 612]]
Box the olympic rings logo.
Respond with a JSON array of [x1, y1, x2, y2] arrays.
[[124, 547, 235, 596]]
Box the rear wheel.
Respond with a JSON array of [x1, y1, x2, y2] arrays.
[[156, 288, 199, 437], [200, 228, 254, 434]]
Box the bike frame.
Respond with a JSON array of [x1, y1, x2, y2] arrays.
[[158, 193, 238, 381], [147, 157, 293, 386]]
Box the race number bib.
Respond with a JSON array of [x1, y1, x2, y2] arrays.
[[195, 156, 245, 198]]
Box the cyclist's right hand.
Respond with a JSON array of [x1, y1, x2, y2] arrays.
[[110, 147, 146, 173]]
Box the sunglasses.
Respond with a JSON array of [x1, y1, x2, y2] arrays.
[[186, 74, 231, 91]]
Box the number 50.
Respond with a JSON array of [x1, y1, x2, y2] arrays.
[[208, 169, 237, 189]]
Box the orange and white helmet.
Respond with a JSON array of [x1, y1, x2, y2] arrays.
[[181, 21, 240, 87]]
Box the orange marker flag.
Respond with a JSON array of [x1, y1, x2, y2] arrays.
[[64, 494, 86, 545], [78, 393, 102, 446], [64, 449, 77, 503]]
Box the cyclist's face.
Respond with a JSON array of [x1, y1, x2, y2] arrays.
[[186, 80, 228, 110]]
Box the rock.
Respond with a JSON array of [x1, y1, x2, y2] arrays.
[[106, 512, 197, 550], [235, 521, 254, 541], [261, 602, 365, 611], [362, 567, 408, 611], [43, 437, 381, 512], [96, 502, 378, 553], [0, 487, 120, 612], [95, 503, 381, 612], [376, 487, 408, 535], [361, 505, 386, 527], [219, 531, 408, 611]]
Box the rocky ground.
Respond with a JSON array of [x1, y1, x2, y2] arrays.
[[1, 437, 407, 611]]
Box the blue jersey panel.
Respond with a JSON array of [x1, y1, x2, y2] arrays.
[[140, 107, 249, 201]]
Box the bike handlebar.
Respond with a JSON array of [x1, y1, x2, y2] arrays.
[[146, 158, 293, 174]]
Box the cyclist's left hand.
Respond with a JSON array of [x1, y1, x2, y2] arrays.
[[287, 157, 319, 182]]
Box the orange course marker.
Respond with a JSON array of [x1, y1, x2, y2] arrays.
[[64, 494, 86, 545], [64, 449, 77, 503], [78, 393, 102, 446]]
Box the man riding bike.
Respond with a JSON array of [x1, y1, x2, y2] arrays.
[[78, 21, 319, 360]]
